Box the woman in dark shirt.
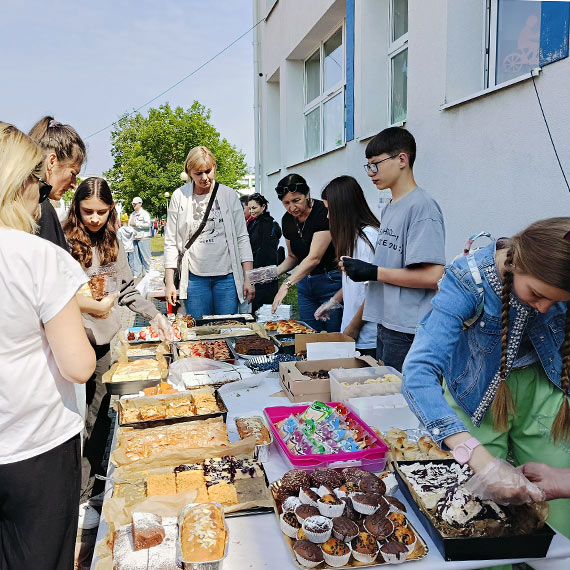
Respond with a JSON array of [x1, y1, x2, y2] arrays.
[[247, 193, 281, 313], [271, 174, 342, 332]]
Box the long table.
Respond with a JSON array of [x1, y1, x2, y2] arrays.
[[91, 373, 570, 569]]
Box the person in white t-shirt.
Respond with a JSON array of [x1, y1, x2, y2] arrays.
[[0, 123, 95, 570], [315, 176, 380, 356], [129, 196, 152, 277], [117, 212, 136, 274]]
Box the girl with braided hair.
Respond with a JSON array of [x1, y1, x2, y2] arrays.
[[402, 217, 570, 541]]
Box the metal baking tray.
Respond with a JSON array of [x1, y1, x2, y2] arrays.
[[264, 320, 316, 336], [118, 390, 228, 428], [228, 337, 278, 360], [394, 460, 555, 561], [270, 479, 428, 568], [173, 339, 238, 364], [195, 316, 249, 326]]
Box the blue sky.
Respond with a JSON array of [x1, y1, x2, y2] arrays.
[[0, 0, 254, 175]]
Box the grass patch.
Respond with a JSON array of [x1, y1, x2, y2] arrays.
[[150, 236, 164, 253], [278, 275, 298, 317]]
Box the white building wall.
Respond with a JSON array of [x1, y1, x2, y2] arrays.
[[255, 0, 570, 260]]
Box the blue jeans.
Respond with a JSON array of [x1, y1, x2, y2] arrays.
[[376, 324, 414, 372], [297, 270, 342, 332], [184, 273, 238, 318], [126, 251, 135, 275], [132, 239, 151, 277]]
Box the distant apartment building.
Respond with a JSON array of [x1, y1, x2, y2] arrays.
[[253, 0, 570, 259]]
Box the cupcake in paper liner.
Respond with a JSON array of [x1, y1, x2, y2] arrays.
[[297, 528, 308, 541], [385, 495, 407, 514], [282, 495, 303, 513], [321, 537, 351, 567], [334, 481, 360, 498], [351, 493, 381, 515], [316, 494, 345, 518], [394, 526, 416, 554], [293, 540, 324, 568], [299, 487, 320, 506], [380, 540, 409, 564], [378, 472, 399, 495], [295, 504, 320, 525], [280, 511, 301, 538], [387, 511, 407, 529], [316, 484, 336, 497], [351, 532, 379, 563], [302, 516, 333, 544], [363, 512, 394, 541], [331, 516, 359, 543]]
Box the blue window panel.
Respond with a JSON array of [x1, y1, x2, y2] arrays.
[[346, 0, 355, 142], [539, 1, 569, 66]]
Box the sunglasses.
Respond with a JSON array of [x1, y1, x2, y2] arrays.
[[32, 173, 53, 203], [275, 183, 308, 198]]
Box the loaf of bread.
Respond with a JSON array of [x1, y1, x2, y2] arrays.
[[180, 503, 227, 562]]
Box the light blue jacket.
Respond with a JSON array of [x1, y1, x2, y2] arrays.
[[402, 241, 567, 446]]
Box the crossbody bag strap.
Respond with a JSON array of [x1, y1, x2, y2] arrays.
[[463, 252, 485, 329], [182, 181, 220, 253]]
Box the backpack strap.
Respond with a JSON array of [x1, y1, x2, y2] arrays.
[[463, 252, 484, 329]]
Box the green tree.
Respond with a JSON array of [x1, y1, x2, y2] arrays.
[[104, 102, 248, 217]]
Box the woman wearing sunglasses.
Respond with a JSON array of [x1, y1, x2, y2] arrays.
[[271, 173, 342, 332], [0, 123, 95, 570]]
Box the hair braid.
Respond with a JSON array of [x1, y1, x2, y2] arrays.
[[551, 304, 570, 443], [492, 248, 516, 431]]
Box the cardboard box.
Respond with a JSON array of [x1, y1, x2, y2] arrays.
[[279, 355, 378, 403], [294, 332, 355, 354]]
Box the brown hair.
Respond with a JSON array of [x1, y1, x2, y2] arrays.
[[321, 176, 380, 258], [28, 116, 86, 166], [63, 177, 118, 268], [494, 217, 570, 442]]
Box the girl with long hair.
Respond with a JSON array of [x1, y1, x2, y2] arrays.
[[316, 176, 380, 355], [402, 218, 570, 542], [0, 123, 95, 570], [63, 177, 171, 505]]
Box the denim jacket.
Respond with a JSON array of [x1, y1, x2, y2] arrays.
[[402, 241, 567, 446]]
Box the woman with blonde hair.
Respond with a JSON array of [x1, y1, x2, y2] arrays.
[[0, 123, 95, 570], [164, 146, 254, 316]]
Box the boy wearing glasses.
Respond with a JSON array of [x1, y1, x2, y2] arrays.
[[341, 127, 445, 371]]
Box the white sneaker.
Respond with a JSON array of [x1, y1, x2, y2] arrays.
[[78, 502, 100, 530]]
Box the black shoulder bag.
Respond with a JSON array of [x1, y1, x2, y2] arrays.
[[173, 182, 219, 289]]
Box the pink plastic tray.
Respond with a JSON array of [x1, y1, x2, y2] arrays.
[[264, 402, 389, 472]]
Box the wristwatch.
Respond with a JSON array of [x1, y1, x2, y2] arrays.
[[452, 437, 481, 465], [284, 279, 293, 289]]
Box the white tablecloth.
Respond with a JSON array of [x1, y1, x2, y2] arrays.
[[91, 373, 570, 570]]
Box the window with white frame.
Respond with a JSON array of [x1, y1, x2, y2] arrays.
[[304, 26, 345, 159], [486, 0, 541, 87], [389, 0, 408, 124]]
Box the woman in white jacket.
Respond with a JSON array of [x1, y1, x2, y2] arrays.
[[164, 146, 254, 316]]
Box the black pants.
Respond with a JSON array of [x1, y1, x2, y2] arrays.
[[376, 324, 415, 372], [252, 281, 278, 314], [80, 344, 111, 501], [0, 434, 81, 570]]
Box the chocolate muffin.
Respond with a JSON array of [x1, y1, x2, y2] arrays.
[[295, 504, 320, 521], [336, 481, 360, 495], [282, 469, 311, 493], [394, 526, 416, 547], [363, 513, 394, 540], [283, 511, 301, 529], [293, 540, 324, 564], [375, 496, 390, 518], [310, 467, 343, 489], [387, 511, 406, 528], [275, 486, 295, 504], [342, 466, 368, 484], [299, 487, 320, 504], [351, 532, 379, 555], [331, 516, 359, 542], [352, 493, 381, 507], [359, 474, 386, 496], [340, 497, 359, 521], [319, 493, 342, 505], [380, 540, 409, 563], [385, 495, 407, 513]]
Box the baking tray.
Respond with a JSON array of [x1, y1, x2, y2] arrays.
[[265, 402, 389, 472], [394, 460, 555, 561], [173, 339, 238, 364], [233, 415, 273, 462], [195, 316, 249, 326], [124, 343, 173, 361], [229, 337, 278, 360], [264, 320, 315, 336], [270, 479, 428, 568], [118, 390, 228, 428]]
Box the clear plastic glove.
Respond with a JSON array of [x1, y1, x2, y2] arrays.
[[149, 313, 175, 342], [247, 265, 278, 285], [314, 298, 343, 321], [463, 457, 546, 505]]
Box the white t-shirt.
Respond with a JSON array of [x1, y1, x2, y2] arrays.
[[341, 226, 379, 350], [0, 229, 87, 464], [117, 225, 136, 253]]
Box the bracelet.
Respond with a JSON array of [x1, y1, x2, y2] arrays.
[[284, 279, 293, 289]]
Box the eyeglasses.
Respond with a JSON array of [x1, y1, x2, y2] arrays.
[[275, 183, 308, 198], [363, 154, 400, 175], [32, 173, 53, 203]]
